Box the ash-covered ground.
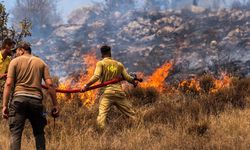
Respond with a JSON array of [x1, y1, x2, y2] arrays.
[[31, 5, 250, 81]]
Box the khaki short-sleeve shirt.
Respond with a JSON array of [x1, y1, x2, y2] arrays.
[[7, 54, 51, 98]]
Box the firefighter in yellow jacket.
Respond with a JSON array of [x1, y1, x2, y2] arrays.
[[0, 38, 15, 99], [82, 45, 137, 128]]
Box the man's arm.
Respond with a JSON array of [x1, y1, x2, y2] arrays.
[[2, 77, 14, 119], [43, 63, 59, 116], [45, 78, 59, 117], [45, 79, 57, 106], [84, 61, 103, 88], [2, 59, 15, 119], [121, 64, 135, 84]]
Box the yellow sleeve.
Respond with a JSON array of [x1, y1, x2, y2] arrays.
[[5, 57, 11, 73], [87, 61, 103, 86], [0, 53, 3, 63], [121, 64, 134, 83]]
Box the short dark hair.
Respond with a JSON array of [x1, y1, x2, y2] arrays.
[[100, 45, 111, 55], [17, 41, 32, 53], [2, 38, 15, 49]]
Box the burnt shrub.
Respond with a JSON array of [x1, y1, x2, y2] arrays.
[[228, 77, 250, 108], [126, 87, 159, 106], [187, 121, 209, 136], [178, 79, 201, 97], [201, 77, 250, 115], [199, 74, 215, 93], [143, 101, 184, 128], [185, 100, 202, 121], [201, 90, 229, 116]]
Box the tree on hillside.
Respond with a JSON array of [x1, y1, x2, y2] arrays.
[[12, 0, 61, 37], [0, 3, 31, 43]]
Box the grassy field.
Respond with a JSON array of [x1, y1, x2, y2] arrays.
[[0, 77, 250, 150]]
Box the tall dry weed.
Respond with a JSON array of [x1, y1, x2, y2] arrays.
[[0, 77, 250, 149]]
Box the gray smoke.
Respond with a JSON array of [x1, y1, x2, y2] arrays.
[[11, 0, 250, 80]]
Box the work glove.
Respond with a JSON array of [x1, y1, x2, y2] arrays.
[[129, 72, 143, 87]]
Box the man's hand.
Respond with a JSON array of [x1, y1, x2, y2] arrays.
[[132, 77, 143, 87], [135, 77, 143, 83], [0, 74, 7, 79], [82, 84, 89, 92], [51, 105, 59, 118], [2, 106, 9, 119]]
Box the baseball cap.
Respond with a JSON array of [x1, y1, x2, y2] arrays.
[[12, 41, 31, 51]]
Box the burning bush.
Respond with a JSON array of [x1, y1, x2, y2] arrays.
[[178, 78, 201, 96], [200, 77, 250, 115], [199, 74, 215, 93], [139, 61, 173, 92], [178, 73, 233, 96]]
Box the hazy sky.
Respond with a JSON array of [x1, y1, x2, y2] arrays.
[[3, 0, 103, 20]]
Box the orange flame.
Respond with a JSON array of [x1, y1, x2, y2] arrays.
[[57, 57, 173, 106], [178, 73, 232, 94], [57, 52, 233, 107], [78, 54, 99, 107], [57, 53, 98, 107], [179, 78, 201, 94], [211, 73, 232, 93], [56, 79, 72, 101], [140, 62, 173, 92]]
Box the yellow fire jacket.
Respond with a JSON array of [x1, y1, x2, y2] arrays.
[[88, 57, 134, 94]]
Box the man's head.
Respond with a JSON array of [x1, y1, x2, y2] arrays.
[[16, 41, 32, 57], [100, 45, 111, 58], [2, 38, 15, 55]]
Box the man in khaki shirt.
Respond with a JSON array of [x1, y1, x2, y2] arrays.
[[2, 41, 59, 150], [83, 45, 138, 129]]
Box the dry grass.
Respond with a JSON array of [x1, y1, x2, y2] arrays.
[[0, 77, 250, 150]]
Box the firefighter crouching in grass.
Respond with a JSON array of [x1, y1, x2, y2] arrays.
[[1, 41, 59, 150], [82, 45, 141, 129]]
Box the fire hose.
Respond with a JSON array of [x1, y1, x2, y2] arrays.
[[1, 73, 142, 128], [1, 74, 143, 93]]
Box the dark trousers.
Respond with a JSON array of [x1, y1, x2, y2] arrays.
[[8, 96, 47, 150]]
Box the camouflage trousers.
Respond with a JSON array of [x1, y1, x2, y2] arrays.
[[8, 96, 47, 150], [97, 92, 136, 128]]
